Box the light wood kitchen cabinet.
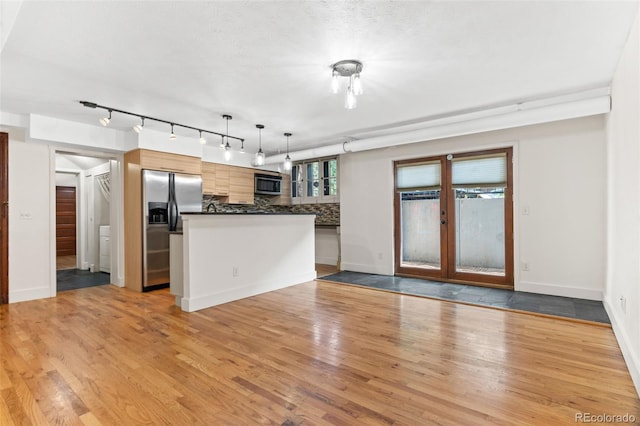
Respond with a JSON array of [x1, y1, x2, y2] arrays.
[[138, 149, 202, 175], [274, 174, 291, 206], [228, 167, 254, 204], [201, 162, 217, 195], [214, 164, 230, 196]]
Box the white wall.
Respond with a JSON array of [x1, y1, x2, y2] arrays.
[[341, 115, 606, 300], [6, 130, 54, 302], [605, 7, 640, 397], [55, 172, 78, 187]]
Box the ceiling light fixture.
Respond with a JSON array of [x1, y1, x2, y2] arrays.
[[283, 132, 292, 171], [199, 130, 206, 145], [255, 124, 265, 166], [79, 101, 244, 146], [99, 109, 112, 126], [169, 124, 177, 140], [133, 116, 144, 133], [223, 114, 232, 161], [331, 59, 363, 110]]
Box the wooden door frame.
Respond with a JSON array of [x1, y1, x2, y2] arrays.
[[394, 147, 514, 289], [445, 147, 514, 288], [394, 155, 449, 280], [1, 133, 8, 304]]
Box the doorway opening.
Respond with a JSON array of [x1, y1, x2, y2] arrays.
[[394, 147, 514, 289], [55, 153, 114, 292]]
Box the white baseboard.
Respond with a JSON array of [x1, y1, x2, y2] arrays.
[[340, 262, 392, 276], [182, 270, 317, 313], [604, 296, 640, 398], [315, 256, 338, 266], [10, 287, 53, 303], [517, 280, 602, 301]]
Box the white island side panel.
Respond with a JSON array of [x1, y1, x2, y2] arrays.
[[181, 214, 316, 312]]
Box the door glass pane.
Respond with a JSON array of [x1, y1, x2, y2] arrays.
[[306, 162, 319, 197], [400, 190, 441, 270], [454, 187, 505, 275], [291, 165, 303, 198]]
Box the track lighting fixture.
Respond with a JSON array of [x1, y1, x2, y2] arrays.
[[330, 59, 364, 109], [223, 114, 232, 161], [133, 117, 144, 133], [79, 101, 244, 146], [240, 140, 245, 154], [283, 132, 292, 171], [255, 124, 265, 166], [100, 110, 112, 126]]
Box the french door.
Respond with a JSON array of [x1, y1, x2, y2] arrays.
[[394, 148, 513, 288]]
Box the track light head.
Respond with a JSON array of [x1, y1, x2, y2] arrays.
[[199, 130, 206, 145], [169, 124, 176, 140], [99, 110, 112, 126], [133, 117, 144, 133]]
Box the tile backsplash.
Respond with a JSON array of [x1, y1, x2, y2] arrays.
[[202, 195, 340, 225]]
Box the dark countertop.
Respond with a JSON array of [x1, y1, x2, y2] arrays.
[[182, 212, 316, 215]]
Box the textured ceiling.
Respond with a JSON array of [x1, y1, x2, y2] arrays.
[[1, 1, 637, 155]]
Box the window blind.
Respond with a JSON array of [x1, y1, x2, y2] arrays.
[[452, 154, 507, 188], [396, 161, 441, 191]]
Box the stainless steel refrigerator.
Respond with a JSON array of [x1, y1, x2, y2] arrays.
[[142, 170, 202, 291]]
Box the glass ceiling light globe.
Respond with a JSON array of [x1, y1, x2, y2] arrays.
[[283, 154, 292, 171], [255, 150, 265, 166]]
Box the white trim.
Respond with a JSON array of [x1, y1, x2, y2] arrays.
[[181, 271, 316, 312], [49, 147, 57, 297], [315, 255, 337, 265], [604, 296, 640, 398], [10, 287, 52, 304], [340, 262, 391, 276], [517, 280, 602, 301]]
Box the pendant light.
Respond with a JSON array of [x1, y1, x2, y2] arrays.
[[199, 130, 206, 145], [283, 132, 292, 171], [255, 124, 265, 166], [169, 123, 176, 140], [222, 114, 232, 161]]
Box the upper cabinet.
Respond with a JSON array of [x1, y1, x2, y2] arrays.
[[138, 149, 202, 175], [228, 167, 254, 205], [202, 161, 290, 205]]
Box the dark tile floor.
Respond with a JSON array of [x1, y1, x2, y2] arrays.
[[57, 269, 111, 292], [320, 271, 610, 324]]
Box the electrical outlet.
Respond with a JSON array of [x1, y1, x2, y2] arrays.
[[232, 267, 238, 277], [521, 261, 530, 271], [522, 206, 530, 216]]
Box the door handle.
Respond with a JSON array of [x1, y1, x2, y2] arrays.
[[441, 220, 446, 225]]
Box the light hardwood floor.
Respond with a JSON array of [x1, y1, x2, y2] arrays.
[[1, 281, 638, 425]]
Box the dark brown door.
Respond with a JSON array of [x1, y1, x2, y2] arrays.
[[56, 186, 77, 256], [0, 132, 7, 304]]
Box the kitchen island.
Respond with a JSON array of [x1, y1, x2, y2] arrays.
[[171, 213, 316, 312]]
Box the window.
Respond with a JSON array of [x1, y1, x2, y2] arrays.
[[291, 157, 338, 203]]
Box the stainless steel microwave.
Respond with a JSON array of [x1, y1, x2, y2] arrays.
[[255, 174, 282, 195]]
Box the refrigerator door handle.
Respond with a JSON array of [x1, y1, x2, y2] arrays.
[[168, 173, 178, 231]]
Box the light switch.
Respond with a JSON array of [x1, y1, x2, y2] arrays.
[[522, 206, 530, 216], [19, 211, 33, 220]]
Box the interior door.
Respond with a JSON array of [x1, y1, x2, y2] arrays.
[[56, 186, 77, 256], [394, 148, 513, 288]]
